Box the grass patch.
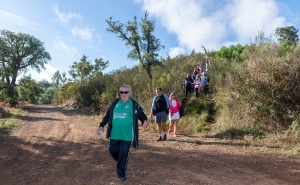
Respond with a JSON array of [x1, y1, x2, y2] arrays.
[[0, 107, 24, 133], [0, 107, 24, 118], [0, 119, 18, 133]]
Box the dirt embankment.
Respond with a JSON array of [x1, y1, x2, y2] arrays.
[[0, 104, 299, 185]]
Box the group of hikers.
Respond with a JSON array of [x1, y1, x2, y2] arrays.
[[96, 57, 212, 183], [184, 57, 211, 99]]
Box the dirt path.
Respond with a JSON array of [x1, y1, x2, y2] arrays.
[[0, 104, 299, 185]]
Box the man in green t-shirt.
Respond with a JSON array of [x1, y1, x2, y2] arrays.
[[97, 84, 148, 183]]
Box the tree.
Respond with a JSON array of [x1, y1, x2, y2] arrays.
[[37, 79, 52, 90], [52, 70, 68, 87], [0, 30, 51, 86], [52, 70, 62, 87], [254, 31, 271, 45], [275, 26, 299, 46], [106, 11, 164, 80], [18, 76, 44, 104], [69, 55, 109, 81]]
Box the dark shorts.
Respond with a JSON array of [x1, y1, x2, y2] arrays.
[[155, 111, 167, 123]]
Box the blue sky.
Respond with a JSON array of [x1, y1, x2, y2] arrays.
[[1, 0, 300, 82]]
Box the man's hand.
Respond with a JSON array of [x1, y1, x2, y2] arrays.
[[97, 126, 104, 135], [143, 120, 148, 128]]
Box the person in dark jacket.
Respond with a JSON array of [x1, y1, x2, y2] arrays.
[[183, 73, 193, 98], [97, 84, 148, 183]]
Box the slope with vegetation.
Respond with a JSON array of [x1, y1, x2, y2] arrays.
[[1, 20, 300, 153]]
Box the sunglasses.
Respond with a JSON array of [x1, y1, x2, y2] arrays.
[[119, 91, 129, 94]]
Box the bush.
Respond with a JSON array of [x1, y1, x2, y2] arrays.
[[212, 43, 300, 138]]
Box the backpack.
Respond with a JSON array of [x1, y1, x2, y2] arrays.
[[152, 94, 170, 115], [179, 106, 184, 118]]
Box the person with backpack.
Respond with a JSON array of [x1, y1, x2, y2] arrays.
[[168, 91, 181, 137], [97, 84, 148, 183], [183, 73, 193, 98], [151, 87, 170, 141]]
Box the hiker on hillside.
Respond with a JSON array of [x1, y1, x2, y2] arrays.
[[150, 87, 170, 141], [202, 72, 210, 96], [194, 74, 202, 99], [97, 84, 148, 183], [191, 68, 198, 81], [168, 91, 181, 137], [205, 59, 209, 69], [183, 73, 193, 98], [199, 65, 203, 73]]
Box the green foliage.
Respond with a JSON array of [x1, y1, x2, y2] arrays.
[[39, 87, 56, 104], [69, 55, 109, 81], [0, 107, 23, 132], [185, 98, 210, 115], [69, 55, 108, 81], [0, 119, 18, 132], [50, 37, 300, 140], [54, 51, 209, 115], [52, 70, 62, 87], [275, 26, 299, 46], [212, 42, 300, 140], [280, 42, 291, 53], [106, 11, 164, 79], [0, 30, 51, 86], [215, 44, 247, 62], [37, 79, 52, 90], [0, 85, 19, 105], [52, 82, 80, 104], [18, 76, 44, 104], [76, 78, 105, 106], [179, 115, 209, 135]]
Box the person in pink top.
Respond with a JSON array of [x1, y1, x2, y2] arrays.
[[168, 91, 182, 137], [194, 74, 202, 99]]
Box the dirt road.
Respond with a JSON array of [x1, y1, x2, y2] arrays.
[[0, 104, 299, 185]]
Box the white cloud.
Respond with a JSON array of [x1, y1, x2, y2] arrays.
[[21, 64, 58, 82], [227, 0, 285, 43], [0, 10, 41, 32], [51, 3, 82, 25], [169, 46, 185, 58], [137, 0, 287, 52], [53, 38, 78, 58], [72, 26, 93, 41], [137, 0, 227, 52]]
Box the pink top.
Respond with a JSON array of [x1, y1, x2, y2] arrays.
[[169, 99, 181, 113]]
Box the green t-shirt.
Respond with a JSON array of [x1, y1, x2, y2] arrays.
[[111, 99, 134, 141]]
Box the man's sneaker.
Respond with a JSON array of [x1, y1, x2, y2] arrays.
[[157, 135, 162, 141], [163, 133, 167, 140], [120, 177, 127, 183]]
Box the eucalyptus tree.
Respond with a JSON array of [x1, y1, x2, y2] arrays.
[[106, 11, 164, 80]]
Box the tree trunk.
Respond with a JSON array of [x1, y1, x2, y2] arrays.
[[145, 66, 152, 80]]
